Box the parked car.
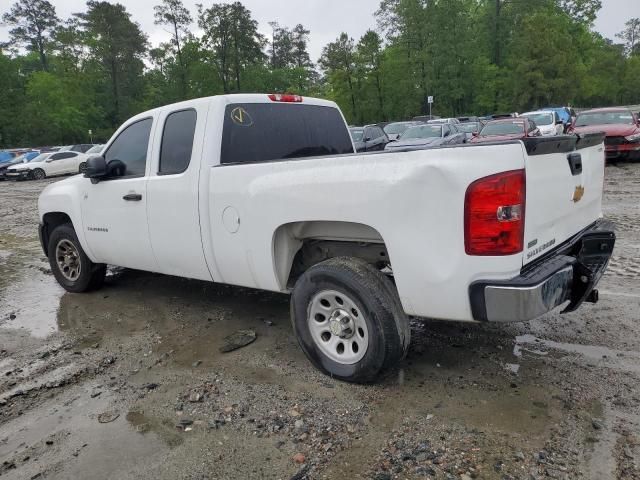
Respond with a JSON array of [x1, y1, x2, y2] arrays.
[[385, 123, 466, 151], [59, 144, 98, 153], [471, 118, 540, 143], [0, 151, 17, 163], [0, 151, 39, 180], [6, 150, 88, 180], [543, 106, 575, 127], [349, 126, 389, 152], [569, 108, 640, 161], [85, 144, 105, 155], [38, 93, 613, 383], [457, 116, 480, 123], [428, 118, 461, 126], [520, 111, 564, 136], [412, 115, 440, 122], [456, 121, 483, 141], [383, 121, 423, 141]]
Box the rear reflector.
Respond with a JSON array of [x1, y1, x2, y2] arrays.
[[464, 169, 526, 256], [268, 94, 303, 103]]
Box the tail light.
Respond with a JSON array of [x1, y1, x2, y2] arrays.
[[268, 94, 303, 103], [464, 169, 526, 256]]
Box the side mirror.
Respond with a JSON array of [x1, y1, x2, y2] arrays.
[[363, 137, 371, 142], [556, 119, 563, 125], [84, 155, 107, 183], [472, 131, 479, 137], [45, 158, 54, 163]]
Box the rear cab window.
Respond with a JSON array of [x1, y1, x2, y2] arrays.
[[220, 103, 354, 165], [159, 109, 197, 175]]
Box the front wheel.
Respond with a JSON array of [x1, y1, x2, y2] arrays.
[[290, 257, 410, 383], [48, 224, 106, 293], [32, 168, 46, 180], [78, 162, 87, 174]]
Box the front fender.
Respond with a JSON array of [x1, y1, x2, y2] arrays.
[[38, 177, 97, 262]]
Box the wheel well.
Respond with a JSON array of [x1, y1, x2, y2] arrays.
[[272, 221, 390, 289], [41, 212, 73, 257]]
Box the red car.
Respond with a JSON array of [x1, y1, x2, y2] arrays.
[[470, 118, 540, 143], [569, 107, 640, 161]]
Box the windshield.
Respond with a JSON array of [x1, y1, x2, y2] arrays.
[[457, 122, 480, 133], [479, 122, 525, 136], [575, 110, 634, 127], [29, 153, 49, 163], [58, 145, 72, 152], [522, 113, 553, 126], [400, 125, 442, 140], [384, 123, 415, 135], [85, 144, 104, 154], [349, 129, 364, 142]]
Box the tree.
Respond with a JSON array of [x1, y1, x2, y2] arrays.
[[77, 1, 148, 126], [1, 0, 59, 70], [198, 2, 265, 92], [154, 0, 192, 97], [617, 18, 640, 56], [558, 0, 601, 24], [356, 30, 385, 121], [320, 33, 359, 122]]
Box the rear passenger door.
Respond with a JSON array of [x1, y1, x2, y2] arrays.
[[146, 105, 212, 281]]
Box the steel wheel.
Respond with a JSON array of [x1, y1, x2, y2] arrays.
[[307, 289, 369, 365], [55, 239, 82, 281]]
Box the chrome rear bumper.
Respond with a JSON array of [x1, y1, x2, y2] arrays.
[[470, 220, 615, 322]]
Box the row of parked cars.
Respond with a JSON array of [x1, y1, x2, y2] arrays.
[[350, 106, 640, 161], [0, 144, 104, 181]]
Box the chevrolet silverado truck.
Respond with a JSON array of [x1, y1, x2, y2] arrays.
[[37, 94, 615, 383]]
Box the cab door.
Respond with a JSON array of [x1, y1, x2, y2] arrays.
[[80, 117, 158, 271]]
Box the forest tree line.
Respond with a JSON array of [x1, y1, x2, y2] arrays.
[[1, 0, 640, 147]]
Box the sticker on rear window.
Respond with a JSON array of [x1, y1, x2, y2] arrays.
[[230, 107, 253, 127]]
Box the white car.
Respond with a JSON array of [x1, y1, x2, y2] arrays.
[[520, 111, 564, 136], [6, 151, 89, 180], [37, 94, 614, 382]]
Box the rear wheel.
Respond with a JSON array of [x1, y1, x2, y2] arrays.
[[32, 168, 46, 180], [48, 224, 106, 293], [78, 162, 87, 174], [290, 257, 410, 383]]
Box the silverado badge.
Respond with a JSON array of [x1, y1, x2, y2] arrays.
[[572, 185, 585, 203]]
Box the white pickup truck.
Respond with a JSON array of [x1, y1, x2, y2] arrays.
[[38, 94, 615, 382]]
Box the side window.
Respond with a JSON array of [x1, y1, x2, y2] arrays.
[[443, 125, 450, 137], [104, 118, 153, 178], [363, 127, 373, 140], [374, 127, 385, 138], [159, 109, 197, 175], [51, 152, 76, 161]]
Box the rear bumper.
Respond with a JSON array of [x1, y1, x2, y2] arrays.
[[469, 220, 615, 322]]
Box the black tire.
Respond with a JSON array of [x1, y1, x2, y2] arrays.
[[78, 162, 87, 174], [290, 257, 410, 383], [32, 168, 45, 180], [48, 223, 106, 293]]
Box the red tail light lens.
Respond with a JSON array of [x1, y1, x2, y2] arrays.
[[464, 169, 526, 256], [268, 94, 303, 103]]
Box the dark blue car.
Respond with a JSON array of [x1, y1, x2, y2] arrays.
[[0, 151, 40, 180]]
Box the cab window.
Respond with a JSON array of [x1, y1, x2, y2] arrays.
[[159, 110, 197, 175]]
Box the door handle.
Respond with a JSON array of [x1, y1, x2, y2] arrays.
[[123, 193, 142, 201]]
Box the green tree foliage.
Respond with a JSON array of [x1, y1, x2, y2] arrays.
[[1, 0, 59, 70], [154, 0, 192, 97]]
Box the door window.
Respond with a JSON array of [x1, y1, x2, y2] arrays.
[[50, 152, 77, 161], [104, 118, 153, 178], [159, 109, 197, 175]]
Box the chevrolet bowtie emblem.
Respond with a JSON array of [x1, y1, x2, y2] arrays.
[[572, 185, 585, 203]]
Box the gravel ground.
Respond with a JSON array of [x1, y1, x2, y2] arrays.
[[0, 164, 639, 480]]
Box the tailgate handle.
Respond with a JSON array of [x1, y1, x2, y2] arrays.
[[567, 153, 582, 176]]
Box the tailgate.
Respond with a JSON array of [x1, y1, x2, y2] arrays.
[[522, 134, 605, 265]]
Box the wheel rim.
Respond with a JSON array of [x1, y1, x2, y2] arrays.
[[34, 170, 44, 179], [55, 239, 81, 281], [307, 290, 369, 365], [79, 163, 87, 173]]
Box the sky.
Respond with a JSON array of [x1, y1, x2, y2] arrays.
[[1, 0, 639, 62]]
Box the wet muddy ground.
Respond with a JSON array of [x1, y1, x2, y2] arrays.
[[0, 165, 639, 480]]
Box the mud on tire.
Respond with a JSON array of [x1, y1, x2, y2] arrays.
[[48, 223, 106, 293], [290, 257, 410, 383]]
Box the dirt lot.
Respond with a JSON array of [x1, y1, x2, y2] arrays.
[[0, 164, 639, 480]]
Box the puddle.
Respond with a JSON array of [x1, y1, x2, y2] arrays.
[[0, 383, 169, 480], [515, 334, 640, 374]]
